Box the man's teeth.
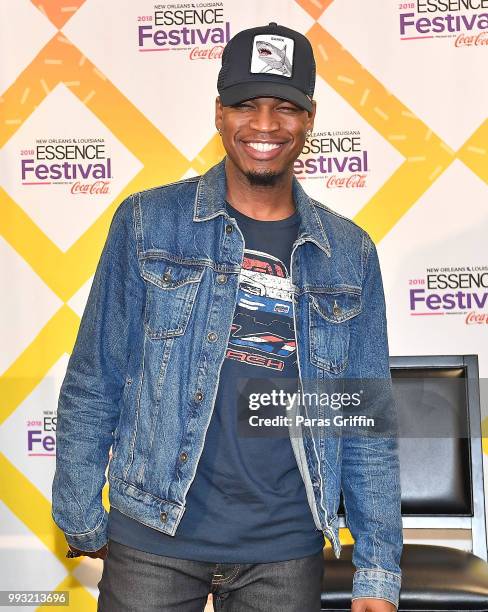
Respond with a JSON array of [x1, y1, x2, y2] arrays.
[[247, 142, 281, 152]]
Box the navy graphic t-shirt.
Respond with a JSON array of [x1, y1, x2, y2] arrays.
[[107, 201, 324, 562]]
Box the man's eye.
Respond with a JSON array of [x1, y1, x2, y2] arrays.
[[279, 105, 299, 112]]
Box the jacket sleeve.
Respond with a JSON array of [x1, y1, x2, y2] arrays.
[[341, 233, 403, 609], [51, 194, 145, 551]]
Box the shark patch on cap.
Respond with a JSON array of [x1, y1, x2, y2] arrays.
[[217, 22, 315, 111], [250, 35, 294, 78]]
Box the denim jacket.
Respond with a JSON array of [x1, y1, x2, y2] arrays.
[[52, 157, 403, 607]]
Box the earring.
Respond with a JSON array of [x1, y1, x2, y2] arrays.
[[217, 128, 222, 136], [305, 129, 312, 140]]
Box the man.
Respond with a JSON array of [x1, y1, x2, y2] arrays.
[[52, 22, 403, 612]]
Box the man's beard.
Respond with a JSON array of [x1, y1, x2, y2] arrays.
[[245, 168, 284, 187]]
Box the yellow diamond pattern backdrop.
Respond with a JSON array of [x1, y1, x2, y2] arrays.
[[0, 0, 487, 608]]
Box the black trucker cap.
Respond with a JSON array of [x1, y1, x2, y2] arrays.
[[217, 22, 316, 112]]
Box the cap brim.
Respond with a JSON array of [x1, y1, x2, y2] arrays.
[[220, 82, 312, 112]]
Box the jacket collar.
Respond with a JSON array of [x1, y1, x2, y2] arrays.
[[193, 157, 331, 258]]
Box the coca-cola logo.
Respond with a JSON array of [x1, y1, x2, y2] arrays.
[[326, 174, 367, 188], [71, 181, 110, 195], [455, 31, 488, 47], [465, 311, 488, 325], [189, 45, 224, 60]]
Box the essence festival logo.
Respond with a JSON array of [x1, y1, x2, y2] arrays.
[[409, 265, 488, 324], [27, 411, 57, 457], [21, 138, 112, 194], [294, 130, 369, 189], [138, 2, 230, 60], [399, 0, 488, 46]]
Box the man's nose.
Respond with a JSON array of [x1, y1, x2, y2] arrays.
[[249, 107, 280, 133]]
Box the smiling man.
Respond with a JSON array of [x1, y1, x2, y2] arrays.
[[52, 22, 403, 612]]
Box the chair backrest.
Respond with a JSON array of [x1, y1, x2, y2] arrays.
[[337, 355, 487, 561]]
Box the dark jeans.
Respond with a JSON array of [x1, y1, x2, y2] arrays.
[[97, 539, 324, 611]]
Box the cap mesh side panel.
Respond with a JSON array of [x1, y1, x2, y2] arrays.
[[309, 64, 316, 96], [217, 42, 232, 91]]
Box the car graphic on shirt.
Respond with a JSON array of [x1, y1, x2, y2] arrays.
[[230, 318, 296, 358], [237, 250, 294, 319], [225, 250, 297, 367]]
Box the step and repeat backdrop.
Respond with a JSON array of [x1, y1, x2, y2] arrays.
[[1, 0, 487, 609]]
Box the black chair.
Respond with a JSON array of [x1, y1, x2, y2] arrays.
[[321, 355, 488, 611]]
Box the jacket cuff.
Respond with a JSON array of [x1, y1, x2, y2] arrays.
[[351, 568, 401, 609], [63, 510, 108, 552]]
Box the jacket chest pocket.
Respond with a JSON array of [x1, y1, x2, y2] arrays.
[[308, 290, 361, 374], [141, 259, 205, 339]]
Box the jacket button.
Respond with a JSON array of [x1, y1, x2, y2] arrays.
[[225, 224, 233, 234], [160, 511, 168, 522], [180, 451, 188, 462], [207, 331, 218, 342], [162, 272, 172, 283], [332, 302, 342, 317], [216, 274, 227, 284], [194, 391, 203, 402]]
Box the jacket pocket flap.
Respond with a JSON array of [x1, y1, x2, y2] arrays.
[[309, 291, 361, 323], [141, 259, 204, 289]]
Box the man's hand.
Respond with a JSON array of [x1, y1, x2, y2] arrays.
[[351, 598, 397, 612], [67, 543, 108, 560]]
